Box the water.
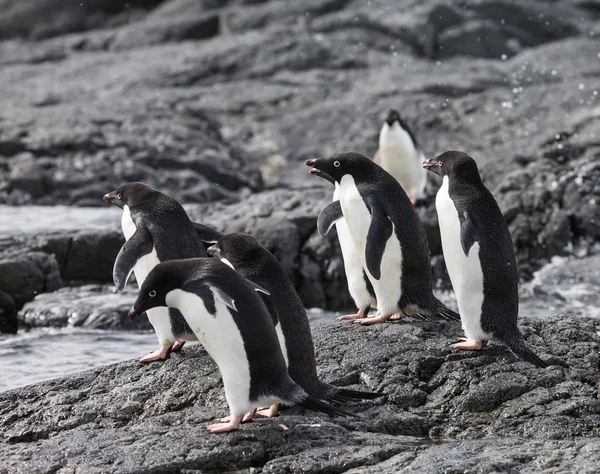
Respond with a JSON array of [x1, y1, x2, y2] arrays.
[[0, 205, 598, 392]]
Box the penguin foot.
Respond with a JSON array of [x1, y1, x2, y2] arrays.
[[389, 312, 403, 321], [220, 408, 256, 424], [356, 313, 393, 325], [256, 403, 279, 418], [203, 415, 243, 433], [171, 340, 186, 353], [337, 306, 370, 321], [452, 338, 488, 351], [139, 346, 171, 363]]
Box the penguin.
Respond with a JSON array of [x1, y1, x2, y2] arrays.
[[205, 232, 382, 417], [127, 258, 353, 433], [103, 182, 206, 362], [374, 109, 428, 204], [311, 167, 377, 320], [423, 151, 548, 368], [306, 152, 460, 325]]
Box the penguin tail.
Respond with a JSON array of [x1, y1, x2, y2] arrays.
[[406, 297, 461, 322], [329, 386, 384, 403], [297, 395, 356, 418], [507, 337, 549, 368]]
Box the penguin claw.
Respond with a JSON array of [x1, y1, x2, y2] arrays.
[[139, 346, 171, 363], [452, 338, 488, 351], [219, 408, 255, 424], [203, 419, 242, 433]]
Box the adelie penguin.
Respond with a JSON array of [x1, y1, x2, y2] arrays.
[[306, 152, 460, 325], [203, 232, 382, 417], [423, 151, 548, 368], [128, 258, 353, 433], [374, 110, 428, 204], [103, 182, 215, 362]]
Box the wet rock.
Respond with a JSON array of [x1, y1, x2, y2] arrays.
[[18, 285, 148, 330], [0, 316, 598, 472], [0, 290, 17, 334]]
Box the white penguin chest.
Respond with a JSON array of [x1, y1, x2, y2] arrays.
[[167, 289, 251, 407], [121, 205, 159, 285], [339, 175, 402, 315], [436, 177, 486, 339]]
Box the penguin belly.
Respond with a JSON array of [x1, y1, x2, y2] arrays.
[[339, 175, 403, 316], [121, 206, 176, 346], [333, 186, 374, 310], [436, 177, 487, 341], [167, 289, 253, 416], [379, 125, 427, 201]]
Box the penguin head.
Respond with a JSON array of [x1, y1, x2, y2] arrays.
[[207, 233, 263, 269], [423, 151, 481, 182], [127, 261, 183, 321], [385, 109, 401, 126], [102, 182, 158, 209], [305, 152, 374, 184]]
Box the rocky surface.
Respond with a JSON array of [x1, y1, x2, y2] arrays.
[[1, 316, 599, 472]]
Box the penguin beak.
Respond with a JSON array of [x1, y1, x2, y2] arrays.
[[305, 159, 335, 184], [102, 192, 113, 203], [422, 159, 442, 176], [127, 305, 140, 322], [103, 191, 124, 208], [206, 245, 220, 258]]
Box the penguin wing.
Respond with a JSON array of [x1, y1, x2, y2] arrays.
[[113, 226, 154, 291], [364, 197, 393, 280], [459, 210, 479, 257], [192, 222, 224, 244], [317, 200, 343, 236], [183, 279, 237, 313]]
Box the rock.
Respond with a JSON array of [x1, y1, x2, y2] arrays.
[[18, 285, 149, 330], [0, 290, 17, 334], [0, 316, 598, 472]]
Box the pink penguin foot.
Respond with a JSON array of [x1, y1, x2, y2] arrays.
[[139, 345, 171, 363], [171, 340, 186, 353], [452, 338, 489, 351], [219, 408, 256, 424], [256, 403, 279, 418], [356, 313, 393, 325], [337, 306, 370, 321], [203, 415, 243, 433], [388, 312, 403, 321]]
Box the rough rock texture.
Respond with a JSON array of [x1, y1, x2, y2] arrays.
[[1, 316, 599, 472]]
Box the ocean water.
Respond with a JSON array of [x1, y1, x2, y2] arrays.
[[0, 206, 597, 392]]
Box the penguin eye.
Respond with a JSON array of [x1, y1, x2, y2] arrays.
[[333, 161, 340, 168], [117, 194, 121, 199], [437, 162, 443, 167], [149, 290, 156, 297]]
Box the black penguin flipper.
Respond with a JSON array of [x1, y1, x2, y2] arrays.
[[459, 210, 478, 257], [297, 395, 356, 418], [192, 222, 223, 244], [506, 336, 549, 368], [364, 198, 393, 280], [317, 200, 343, 236], [113, 227, 154, 291]]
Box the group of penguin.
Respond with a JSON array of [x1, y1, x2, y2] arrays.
[[102, 110, 549, 433]]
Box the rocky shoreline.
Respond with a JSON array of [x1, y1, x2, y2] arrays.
[[1, 317, 599, 472]]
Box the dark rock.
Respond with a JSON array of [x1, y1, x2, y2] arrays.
[[18, 285, 148, 330], [61, 231, 124, 283], [0, 316, 598, 471], [0, 290, 17, 334]]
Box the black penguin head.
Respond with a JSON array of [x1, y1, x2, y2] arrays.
[[102, 182, 159, 209], [423, 151, 482, 182], [207, 233, 264, 269], [305, 152, 374, 184], [385, 109, 401, 126], [127, 261, 183, 321]]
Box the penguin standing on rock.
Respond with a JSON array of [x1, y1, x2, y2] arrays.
[[306, 152, 460, 325], [128, 258, 353, 433], [103, 182, 206, 362], [374, 109, 428, 204], [423, 151, 548, 368], [205, 232, 382, 418]]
